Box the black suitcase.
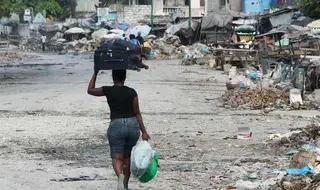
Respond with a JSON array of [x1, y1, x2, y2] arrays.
[[94, 40, 148, 71]]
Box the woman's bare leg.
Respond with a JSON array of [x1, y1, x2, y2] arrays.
[[112, 154, 124, 176], [123, 155, 131, 189], [112, 154, 125, 190]]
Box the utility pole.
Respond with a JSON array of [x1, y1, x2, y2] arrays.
[[188, 0, 191, 28], [151, 0, 154, 32], [188, 0, 191, 45]]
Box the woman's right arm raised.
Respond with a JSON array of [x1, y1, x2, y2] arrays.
[[87, 72, 104, 96]]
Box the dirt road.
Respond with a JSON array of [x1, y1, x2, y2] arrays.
[[0, 52, 317, 189]]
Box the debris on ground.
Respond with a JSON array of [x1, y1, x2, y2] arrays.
[[51, 174, 107, 182], [272, 124, 320, 149], [261, 124, 320, 189], [0, 52, 22, 60], [225, 123, 320, 190], [220, 88, 289, 109], [21, 37, 42, 51], [150, 34, 183, 59]]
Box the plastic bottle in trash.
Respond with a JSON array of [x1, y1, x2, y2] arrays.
[[228, 66, 237, 79]]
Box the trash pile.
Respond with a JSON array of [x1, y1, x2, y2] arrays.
[[0, 52, 22, 60], [265, 124, 320, 190], [180, 43, 211, 65], [20, 23, 153, 53], [272, 124, 320, 149], [16, 18, 213, 61], [220, 64, 320, 110], [221, 88, 289, 109], [147, 34, 211, 62], [222, 124, 320, 190], [21, 37, 42, 51], [225, 66, 265, 90], [52, 38, 100, 53], [150, 35, 182, 59]]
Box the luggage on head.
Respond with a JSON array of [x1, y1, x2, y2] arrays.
[[94, 39, 148, 71]]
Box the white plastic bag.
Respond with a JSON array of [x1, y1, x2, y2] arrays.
[[130, 141, 156, 179]]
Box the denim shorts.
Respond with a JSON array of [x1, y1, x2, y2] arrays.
[[107, 117, 140, 157]]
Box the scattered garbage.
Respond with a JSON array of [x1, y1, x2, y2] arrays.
[[221, 88, 288, 109], [64, 27, 88, 35], [237, 127, 252, 140], [0, 52, 22, 59], [235, 179, 260, 190], [51, 174, 107, 182], [286, 166, 315, 176]]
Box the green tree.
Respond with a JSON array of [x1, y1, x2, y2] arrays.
[[297, 0, 320, 19], [99, 0, 129, 7], [0, 0, 77, 21], [55, 0, 77, 20], [0, 0, 11, 17]]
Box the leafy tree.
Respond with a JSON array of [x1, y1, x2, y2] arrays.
[[0, 0, 77, 21], [99, 0, 130, 7], [55, 0, 77, 20], [297, 0, 320, 19], [0, 0, 11, 17]]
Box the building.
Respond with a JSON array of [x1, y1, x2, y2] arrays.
[[128, 0, 205, 17], [205, 0, 297, 15], [205, 0, 242, 15], [74, 0, 204, 24], [75, 0, 99, 16]]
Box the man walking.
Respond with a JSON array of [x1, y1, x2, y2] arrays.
[[136, 32, 144, 45], [41, 35, 47, 52]]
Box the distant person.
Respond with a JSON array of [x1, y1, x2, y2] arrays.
[[129, 34, 139, 47], [136, 32, 144, 45], [121, 34, 127, 41], [41, 35, 47, 52], [174, 17, 181, 24]]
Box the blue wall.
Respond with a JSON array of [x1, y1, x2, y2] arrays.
[[262, 0, 271, 10], [271, 0, 278, 8], [243, 0, 271, 13]]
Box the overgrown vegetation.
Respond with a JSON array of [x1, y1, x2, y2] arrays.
[[296, 0, 320, 19], [0, 0, 77, 20]]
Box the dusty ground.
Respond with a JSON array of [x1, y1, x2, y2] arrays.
[[0, 50, 319, 190]]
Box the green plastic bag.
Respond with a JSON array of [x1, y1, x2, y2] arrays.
[[138, 154, 159, 183]]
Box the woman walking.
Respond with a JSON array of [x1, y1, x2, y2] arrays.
[[87, 69, 150, 190]]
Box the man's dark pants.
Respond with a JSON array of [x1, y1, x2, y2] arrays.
[[42, 43, 45, 52]]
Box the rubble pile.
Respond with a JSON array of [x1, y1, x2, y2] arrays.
[[221, 88, 289, 109], [229, 124, 320, 190], [21, 37, 42, 51], [180, 43, 211, 65], [0, 52, 22, 59], [65, 38, 99, 53], [264, 124, 320, 190], [149, 34, 212, 62], [278, 174, 320, 190], [273, 124, 320, 149], [150, 35, 183, 59]]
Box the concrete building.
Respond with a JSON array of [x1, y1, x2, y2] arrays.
[[205, 0, 297, 15], [116, 0, 205, 24], [75, 0, 99, 15], [205, 0, 242, 15], [75, 0, 204, 24], [128, 0, 205, 17]]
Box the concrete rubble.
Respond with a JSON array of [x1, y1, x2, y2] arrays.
[[16, 22, 213, 62], [0, 52, 22, 59], [220, 123, 320, 190]]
